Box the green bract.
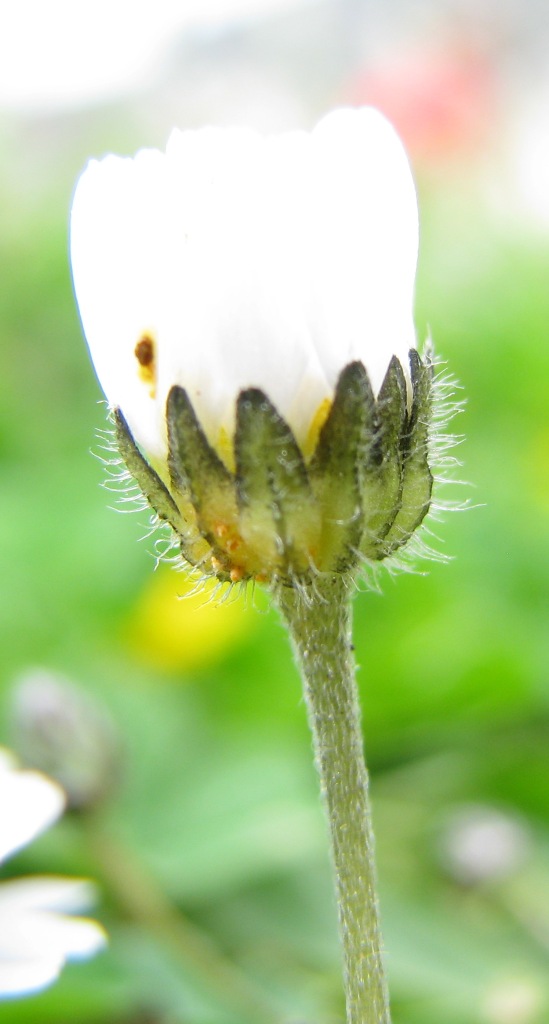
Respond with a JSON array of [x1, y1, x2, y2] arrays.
[[115, 349, 433, 585]]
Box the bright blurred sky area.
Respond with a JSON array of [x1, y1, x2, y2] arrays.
[[2, 0, 549, 232], [0, 0, 312, 111]]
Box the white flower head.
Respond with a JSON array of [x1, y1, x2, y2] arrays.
[[71, 107, 418, 461], [71, 108, 435, 586], [0, 749, 106, 999]]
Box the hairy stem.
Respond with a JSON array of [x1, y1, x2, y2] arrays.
[[276, 575, 390, 1024]]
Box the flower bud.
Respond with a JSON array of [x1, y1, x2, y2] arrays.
[[10, 670, 119, 811], [71, 108, 435, 587]]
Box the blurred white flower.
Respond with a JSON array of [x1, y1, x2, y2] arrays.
[[439, 804, 530, 886], [481, 977, 544, 1024], [0, 748, 106, 999], [11, 668, 119, 811], [71, 107, 418, 464]]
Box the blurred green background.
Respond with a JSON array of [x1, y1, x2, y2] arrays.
[[1, 2, 548, 1022]]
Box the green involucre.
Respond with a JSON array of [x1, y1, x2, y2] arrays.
[[115, 350, 434, 586]]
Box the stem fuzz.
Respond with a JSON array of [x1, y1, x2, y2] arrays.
[[276, 575, 390, 1024]]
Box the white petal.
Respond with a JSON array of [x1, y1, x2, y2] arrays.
[[307, 108, 419, 396], [71, 107, 419, 459], [0, 903, 106, 999], [0, 749, 16, 773], [0, 876, 97, 913], [70, 148, 171, 463], [160, 125, 330, 443], [0, 951, 64, 998], [3, 909, 106, 959], [0, 754, 105, 999], [0, 761, 64, 863]]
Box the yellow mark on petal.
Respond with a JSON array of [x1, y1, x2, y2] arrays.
[[135, 333, 156, 398], [216, 425, 236, 472], [303, 397, 332, 459]]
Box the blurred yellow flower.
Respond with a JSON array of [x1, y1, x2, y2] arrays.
[[125, 567, 256, 673]]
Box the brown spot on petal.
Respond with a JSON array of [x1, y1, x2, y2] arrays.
[[135, 333, 156, 397]]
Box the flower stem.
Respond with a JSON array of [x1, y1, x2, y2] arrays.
[[275, 575, 391, 1024]]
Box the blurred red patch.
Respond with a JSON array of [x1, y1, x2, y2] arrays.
[[346, 44, 498, 163]]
